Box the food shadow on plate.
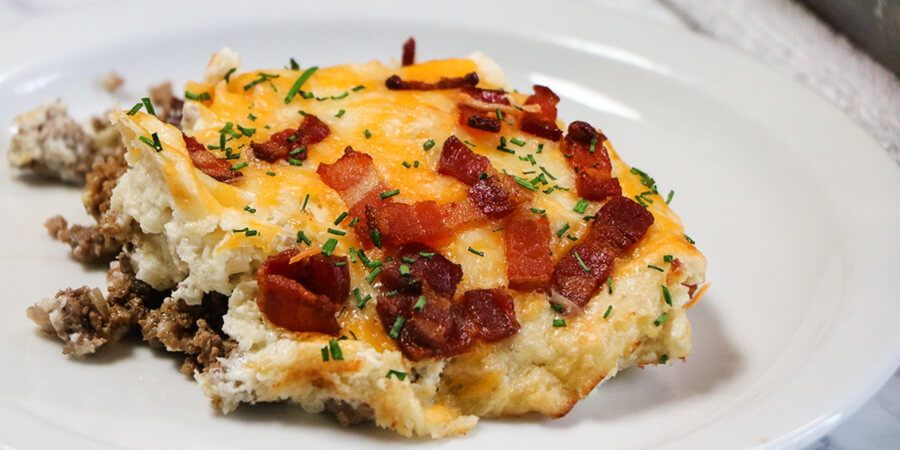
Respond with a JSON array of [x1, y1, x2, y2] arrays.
[[546, 296, 741, 427], [8, 172, 85, 191]]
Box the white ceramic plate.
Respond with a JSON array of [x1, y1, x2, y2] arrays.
[[1, 1, 898, 448]]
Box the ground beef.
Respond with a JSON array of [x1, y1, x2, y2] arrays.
[[83, 149, 127, 222], [324, 399, 376, 426], [27, 254, 236, 374], [45, 215, 122, 264], [148, 82, 184, 128], [7, 101, 97, 184], [140, 294, 235, 375]]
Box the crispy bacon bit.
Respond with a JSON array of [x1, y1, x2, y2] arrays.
[[366, 201, 450, 246], [519, 85, 563, 141], [469, 175, 517, 218], [379, 243, 463, 298], [505, 208, 553, 290], [257, 249, 349, 335], [401, 37, 416, 67], [551, 196, 653, 313], [460, 86, 510, 105], [577, 174, 621, 201], [385, 72, 479, 91], [182, 133, 242, 182], [251, 114, 329, 162], [460, 289, 519, 342], [439, 197, 487, 230], [461, 107, 502, 133], [317, 147, 392, 247], [376, 293, 472, 361], [437, 135, 490, 186], [563, 121, 620, 200]]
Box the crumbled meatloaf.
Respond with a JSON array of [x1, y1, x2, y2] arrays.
[[44, 215, 122, 264], [27, 254, 236, 374]]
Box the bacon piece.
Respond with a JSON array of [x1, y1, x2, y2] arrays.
[[379, 243, 463, 298], [317, 147, 391, 247], [460, 289, 519, 342], [376, 293, 472, 361], [519, 85, 563, 141], [563, 121, 620, 201], [469, 175, 517, 218], [366, 201, 450, 246], [385, 72, 479, 91], [551, 196, 653, 313], [182, 133, 242, 182], [439, 197, 487, 230], [402, 37, 416, 66], [577, 174, 621, 201], [505, 208, 553, 290], [251, 114, 329, 162], [437, 135, 490, 186], [460, 86, 510, 106], [460, 106, 502, 133], [256, 249, 349, 335]]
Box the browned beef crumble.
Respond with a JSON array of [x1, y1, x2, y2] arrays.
[[324, 399, 377, 426], [45, 215, 123, 264], [148, 81, 184, 128]]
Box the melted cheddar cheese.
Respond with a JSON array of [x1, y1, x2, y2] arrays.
[[109, 48, 706, 438]]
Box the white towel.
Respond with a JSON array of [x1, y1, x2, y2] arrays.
[[661, 0, 900, 162]]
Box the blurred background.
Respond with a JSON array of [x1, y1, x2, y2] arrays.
[[0, 0, 897, 448]]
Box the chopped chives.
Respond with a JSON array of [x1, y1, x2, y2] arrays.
[[230, 162, 248, 171], [364, 129, 372, 139], [389, 316, 406, 339], [589, 136, 597, 153], [510, 137, 526, 147], [289, 146, 307, 156], [423, 139, 436, 150], [607, 276, 613, 294], [566, 234, 578, 241], [530, 207, 546, 214], [551, 303, 564, 312], [648, 265, 664, 272], [328, 339, 343, 360], [654, 313, 669, 327], [301, 194, 310, 210], [296, 230, 311, 245], [243, 205, 256, 213], [386, 369, 407, 380], [418, 252, 434, 259], [557, 222, 570, 238], [224, 67, 236, 82], [141, 97, 156, 116], [321, 346, 329, 361], [331, 91, 349, 100], [352, 85, 366, 91], [321, 238, 338, 256], [349, 247, 357, 263], [126, 102, 143, 115], [659, 354, 669, 364], [666, 190, 674, 204], [225, 153, 241, 160], [284, 67, 317, 103], [380, 189, 400, 200], [539, 166, 556, 180], [289, 58, 300, 71], [603, 305, 613, 319], [552, 318, 567, 327], [573, 198, 589, 214], [537, 143, 544, 153], [467, 246, 484, 257], [684, 234, 695, 244], [219, 133, 227, 153], [248, 113, 257, 121], [413, 295, 427, 311], [288, 158, 303, 166], [354, 288, 372, 308], [402, 256, 417, 264], [236, 124, 255, 137], [413, 160, 420, 168], [185, 91, 211, 102], [348, 216, 359, 227], [244, 72, 280, 91], [399, 264, 411, 276], [663, 254, 674, 263], [301, 91, 314, 99], [335, 109, 345, 118], [370, 228, 382, 248], [327, 228, 346, 236], [298, 109, 308, 116], [402, 161, 411, 168], [635, 195, 650, 208], [334, 212, 349, 225], [662, 285, 672, 306], [464, 140, 477, 147], [266, 171, 276, 176], [573, 251, 591, 273]]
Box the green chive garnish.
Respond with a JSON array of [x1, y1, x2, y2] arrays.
[[662, 286, 672, 306], [321, 238, 338, 256], [126, 102, 143, 115], [654, 313, 669, 327], [666, 190, 674, 204], [467, 246, 484, 257], [321, 346, 329, 361], [389, 316, 406, 339], [419, 252, 434, 259], [244, 206, 256, 213], [684, 234, 695, 244], [510, 137, 526, 147], [573, 198, 589, 214], [335, 109, 345, 118], [334, 212, 349, 225], [663, 254, 673, 263], [386, 369, 407, 380], [224, 67, 236, 83], [659, 354, 669, 364], [328, 339, 343, 360], [557, 223, 570, 238], [553, 319, 567, 327], [364, 129, 372, 139], [648, 264, 664, 272], [229, 162, 247, 171], [284, 67, 318, 104], [352, 85, 366, 91], [413, 295, 427, 311], [296, 230, 311, 245], [327, 228, 346, 236], [607, 276, 613, 294], [370, 228, 382, 248], [301, 194, 310, 210], [589, 137, 597, 153], [331, 91, 349, 100], [574, 251, 591, 273], [423, 139, 435, 150], [380, 189, 400, 200], [603, 305, 613, 319], [141, 97, 156, 117]]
